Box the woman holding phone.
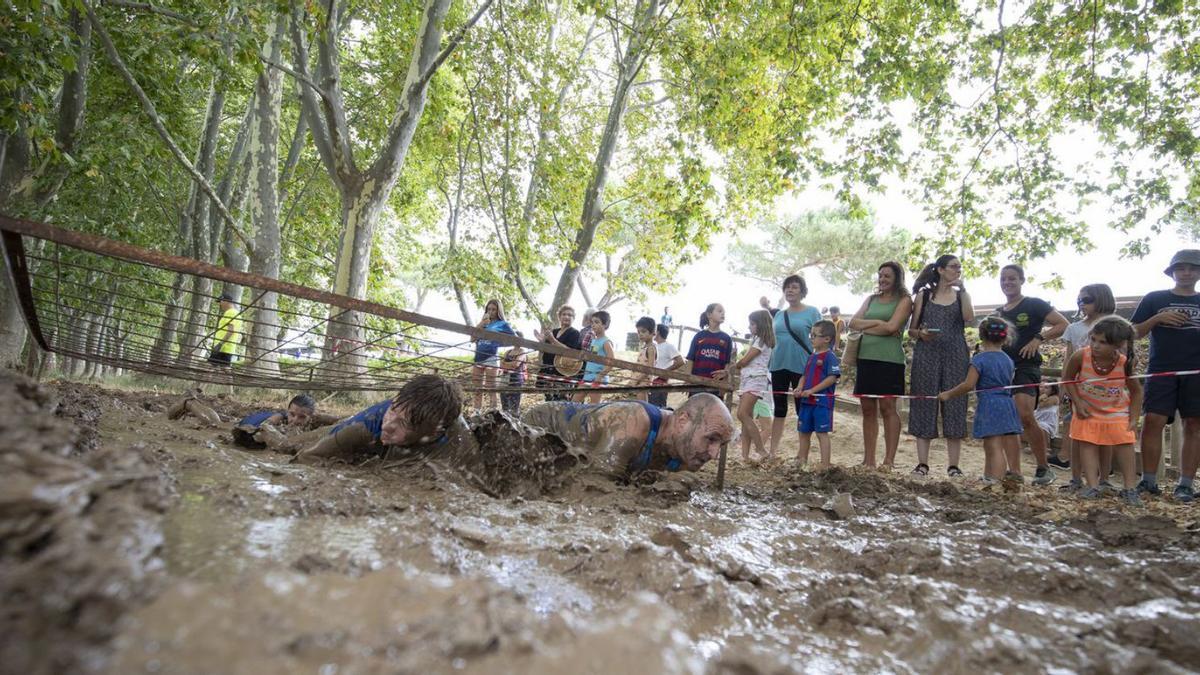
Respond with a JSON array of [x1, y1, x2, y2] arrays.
[[907, 255, 974, 476]]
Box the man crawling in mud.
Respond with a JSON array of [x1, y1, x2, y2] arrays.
[[290, 375, 469, 464], [521, 393, 734, 476]]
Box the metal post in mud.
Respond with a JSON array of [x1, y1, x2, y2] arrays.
[[1169, 418, 1183, 477], [715, 442, 727, 490]]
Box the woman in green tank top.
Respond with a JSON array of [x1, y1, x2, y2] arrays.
[[848, 261, 913, 468]]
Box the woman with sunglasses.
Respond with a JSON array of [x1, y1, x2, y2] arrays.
[[1059, 284, 1118, 492]]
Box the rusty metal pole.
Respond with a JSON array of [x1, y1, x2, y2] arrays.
[[715, 442, 727, 491]]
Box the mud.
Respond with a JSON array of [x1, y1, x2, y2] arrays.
[[0, 374, 173, 675], [4, 377, 1200, 673]]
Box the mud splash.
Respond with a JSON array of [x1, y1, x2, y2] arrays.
[[0, 374, 173, 675], [7, 379, 1200, 672]]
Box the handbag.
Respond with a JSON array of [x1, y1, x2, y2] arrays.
[[842, 331, 862, 367]]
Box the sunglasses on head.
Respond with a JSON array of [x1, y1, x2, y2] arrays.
[[1077, 296, 1094, 305]]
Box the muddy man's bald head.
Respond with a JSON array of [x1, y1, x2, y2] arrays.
[[669, 393, 734, 471]]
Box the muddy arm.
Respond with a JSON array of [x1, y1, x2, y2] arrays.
[[306, 412, 343, 428], [291, 423, 378, 464]]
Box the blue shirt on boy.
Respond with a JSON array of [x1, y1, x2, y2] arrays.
[[800, 350, 840, 408]]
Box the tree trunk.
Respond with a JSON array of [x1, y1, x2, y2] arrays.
[[548, 0, 660, 315], [303, 0, 455, 374], [0, 8, 93, 366], [175, 78, 228, 364], [245, 15, 287, 377], [0, 267, 26, 369]]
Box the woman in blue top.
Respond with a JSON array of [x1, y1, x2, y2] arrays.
[[767, 274, 822, 458], [472, 298, 515, 410]]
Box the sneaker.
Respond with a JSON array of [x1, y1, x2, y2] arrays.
[[1136, 480, 1162, 496], [947, 465, 964, 478], [1032, 466, 1057, 486], [1173, 484, 1195, 503], [1079, 486, 1102, 500], [1121, 489, 1143, 507], [1098, 480, 1119, 497], [912, 463, 929, 476], [1058, 478, 1082, 493], [1047, 454, 1071, 469]]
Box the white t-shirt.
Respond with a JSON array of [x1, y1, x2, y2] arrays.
[[654, 341, 681, 370], [742, 337, 773, 380], [1063, 320, 1091, 349]]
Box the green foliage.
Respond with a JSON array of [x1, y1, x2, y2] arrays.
[[729, 207, 912, 294]]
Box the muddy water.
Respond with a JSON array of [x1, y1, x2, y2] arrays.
[[5, 380, 1200, 673]]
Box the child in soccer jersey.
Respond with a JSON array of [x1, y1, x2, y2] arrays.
[[794, 320, 841, 468]]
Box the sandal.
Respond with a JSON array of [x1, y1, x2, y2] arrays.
[[947, 465, 964, 478], [912, 463, 929, 476]]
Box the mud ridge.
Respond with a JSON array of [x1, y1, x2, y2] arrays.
[[0, 372, 174, 675]]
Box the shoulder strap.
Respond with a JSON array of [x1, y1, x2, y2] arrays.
[[782, 311, 812, 356], [629, 401, 665, 472], [915, 288, 930, 327]]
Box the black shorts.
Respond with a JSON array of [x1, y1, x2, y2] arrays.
[[771, 369, 803, 418], [1011, 364, 1041, 399], [1144, 373, 1200, 420], [853, 359, 905, 396], [208, 350, 233, 366]]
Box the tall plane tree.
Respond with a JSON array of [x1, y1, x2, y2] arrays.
[[289, 0, 493, 371]]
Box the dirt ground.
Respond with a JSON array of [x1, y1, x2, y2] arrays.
[[3, 374, 1200, 674]]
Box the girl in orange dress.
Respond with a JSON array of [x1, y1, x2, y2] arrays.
[[1063, 316, 1143, 505]]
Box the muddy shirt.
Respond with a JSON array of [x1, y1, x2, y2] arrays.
[[522, 401, 678, 474], [331, 399, 391, 441], [238, 410, 281, 430]]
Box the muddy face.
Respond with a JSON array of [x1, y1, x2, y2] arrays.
[[285, 403, 311, 428], [676, 407, 733, 471]]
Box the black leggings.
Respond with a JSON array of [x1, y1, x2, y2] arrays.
[[771, 369, 803, 418]]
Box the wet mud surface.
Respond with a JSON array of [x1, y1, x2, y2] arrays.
[[4, 377, 1200, 673]]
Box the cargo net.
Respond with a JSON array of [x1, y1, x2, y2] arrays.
[[1, 216, 721, 397]]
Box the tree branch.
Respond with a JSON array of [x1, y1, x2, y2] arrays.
[[289, 8, 339, 187], [85, 1, 250, 249], [261, 56, 332, 105], [101, 0, 197, 25], [414, 0, 497, 91], [313, 0, 358, 182]]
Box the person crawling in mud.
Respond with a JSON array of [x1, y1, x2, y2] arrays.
[[291, 375, 468, 465], [231, 394, 319, 449], [521, 393, 734, 476]]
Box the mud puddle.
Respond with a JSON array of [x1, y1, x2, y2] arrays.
[[5, 379, 1200, 673]]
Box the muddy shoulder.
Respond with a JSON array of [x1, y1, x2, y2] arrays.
[[2, 374, 1199, 674]]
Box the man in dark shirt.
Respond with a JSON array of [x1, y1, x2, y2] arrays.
[[291, 375, 467, 464], [1132, 249, 1200, 502]]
